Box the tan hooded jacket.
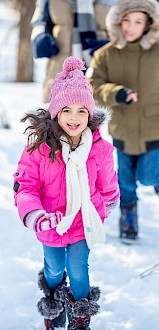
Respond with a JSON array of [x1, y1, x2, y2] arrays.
[[87, 0, 159, 154]]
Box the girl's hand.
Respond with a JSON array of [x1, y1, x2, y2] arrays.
[[126, 92, 138, 103], [25, 210, 62, 232], [106, 200, 120, 218]]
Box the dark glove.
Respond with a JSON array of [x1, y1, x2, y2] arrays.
[[32, 33, 59, 58], [116, 89, 133, 105], [85, 38, 110, 56]]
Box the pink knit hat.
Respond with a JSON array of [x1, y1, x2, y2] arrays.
[[48, 56, 95, 119]]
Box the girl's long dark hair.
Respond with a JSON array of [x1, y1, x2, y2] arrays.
[[21, 108, 106, 161]]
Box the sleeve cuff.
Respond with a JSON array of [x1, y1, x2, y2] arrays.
[[116, 89, 132, 105]]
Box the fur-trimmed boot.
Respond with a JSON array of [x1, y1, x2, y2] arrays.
[[64, 286, 101, 330], [37, 269, 67, 330]]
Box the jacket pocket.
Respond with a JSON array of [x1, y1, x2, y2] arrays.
[[144, 105, 159, 117], [13, 166, 27, 193]]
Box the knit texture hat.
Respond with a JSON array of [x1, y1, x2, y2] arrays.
[[48, 56, 95, 119]]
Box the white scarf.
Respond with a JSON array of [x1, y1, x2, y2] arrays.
[[56, 127, 106, 249]]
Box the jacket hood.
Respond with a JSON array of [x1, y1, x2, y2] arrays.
[[93, 106, 111, 123], [89, 106, 111, 134], [106, 0, 159, 49]]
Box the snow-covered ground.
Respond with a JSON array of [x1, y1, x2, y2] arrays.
[[0, 2, 159, 330]]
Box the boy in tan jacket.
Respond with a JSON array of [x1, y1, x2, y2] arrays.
[[87, 0, 159, 244]]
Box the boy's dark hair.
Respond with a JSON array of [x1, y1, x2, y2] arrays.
[[21, 108, 106, 161]]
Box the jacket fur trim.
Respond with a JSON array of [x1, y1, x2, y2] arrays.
[[106, 0, 159, 49]]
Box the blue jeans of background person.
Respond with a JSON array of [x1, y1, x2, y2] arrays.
[[117, 149, 159, 208], [43, 239, 90, 301]]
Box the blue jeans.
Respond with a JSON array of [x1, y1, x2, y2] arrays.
[[117, 149, 159, 207], [43, 239, 90, 301]]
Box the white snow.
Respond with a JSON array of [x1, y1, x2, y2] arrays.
[[0, 2, 159, 330]]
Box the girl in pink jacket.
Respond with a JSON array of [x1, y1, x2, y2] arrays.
[[13, 56, 119, 330]]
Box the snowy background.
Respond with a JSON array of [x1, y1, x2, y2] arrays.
[[0, 2, 159, 330]]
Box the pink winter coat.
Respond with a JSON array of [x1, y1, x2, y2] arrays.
[[13, 130, 119, 247]]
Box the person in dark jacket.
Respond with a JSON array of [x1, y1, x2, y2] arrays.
[[31, 0, 117, 103]]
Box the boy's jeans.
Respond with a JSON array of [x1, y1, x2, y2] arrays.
[[117, 149, 159, 207], [43, 239, 90, 301]]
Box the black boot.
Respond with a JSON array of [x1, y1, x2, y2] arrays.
[[119, 205, 138, 243], [65, 286, 101, 330], [37, 269, 67, 329], [44, 310, 66, 330], [154, 184, 159, 195]]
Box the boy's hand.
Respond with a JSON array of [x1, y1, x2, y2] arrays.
[[126, 92, 138, 103]]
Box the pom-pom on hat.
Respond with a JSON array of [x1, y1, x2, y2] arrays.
[[48, 56, 95, 119]]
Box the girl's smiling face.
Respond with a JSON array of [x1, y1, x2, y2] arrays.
[[121, 11, 149, 43], [58, 103, 89, 145]]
